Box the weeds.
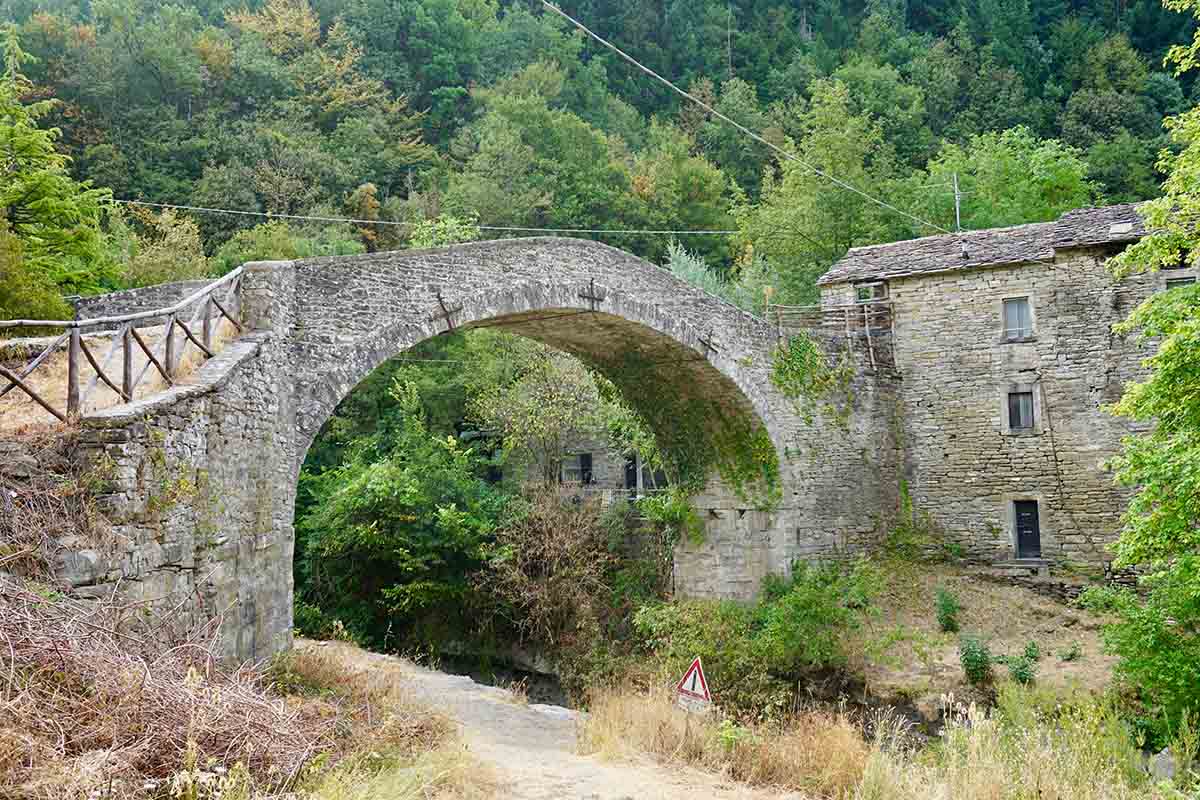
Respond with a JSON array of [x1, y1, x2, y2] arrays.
[[935, 587, 961, 633], [580, 688, 871, 797], [959, 636, 993, 686]]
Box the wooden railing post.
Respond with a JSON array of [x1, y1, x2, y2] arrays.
[[164, 313, 177, 380], [202, 296, 212, 350], [122, 325, 134, 400], [66, 327, 81, 419]]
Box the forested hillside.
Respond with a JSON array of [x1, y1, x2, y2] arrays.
[[1, 0, 1195, 308]]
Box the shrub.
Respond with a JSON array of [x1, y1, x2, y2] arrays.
[[483, 483, 617, 649], [1008, 655, 1037, 685], [1023, 639, 1041, 662], [935, 587, 961, 633], [959, 636, 993, 686], [1059, 642, 1082, 662]]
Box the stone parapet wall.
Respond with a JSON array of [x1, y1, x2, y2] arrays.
[[72, 279, 213, 330]]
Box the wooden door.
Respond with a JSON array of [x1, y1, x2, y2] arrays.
[[1015, 501, 1041, 558]]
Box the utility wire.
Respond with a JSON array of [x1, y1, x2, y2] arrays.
[[108, 198, 835, 251], [539, 0, 953, 237]]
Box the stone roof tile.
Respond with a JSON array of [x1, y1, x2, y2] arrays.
[[818, 203, 1147, 286]]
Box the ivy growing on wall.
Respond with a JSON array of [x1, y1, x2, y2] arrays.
[[596, 351, 781, 511], [770, 332, 856, 429]]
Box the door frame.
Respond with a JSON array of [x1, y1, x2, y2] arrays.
[[1008, 498, 1043, 559]]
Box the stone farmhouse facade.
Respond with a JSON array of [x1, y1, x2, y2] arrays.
[[817, 203, 1181, 567]]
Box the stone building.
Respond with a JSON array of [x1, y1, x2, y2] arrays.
[[817, 203, 1184, 567]]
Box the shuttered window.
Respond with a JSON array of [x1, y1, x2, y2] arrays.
[[1003, 297, 1033, 340], [1008, 391, 1034, 430]]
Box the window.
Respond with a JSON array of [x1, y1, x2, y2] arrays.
[[1166, 276, 1195, 291], [1008, 391, 1034, 430], [562, 453, 593, 484], [625, 454, 667, 497], [855, 282, 887, 302], [1002, 297, 1033, 341]]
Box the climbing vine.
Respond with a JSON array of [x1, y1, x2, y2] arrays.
[[596, 351, 781, 511], [770, 332, 856, 429]]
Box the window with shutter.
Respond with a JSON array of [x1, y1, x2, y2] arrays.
[[1008, 391, 1034, 430], [1002, 297, 1032, 340]]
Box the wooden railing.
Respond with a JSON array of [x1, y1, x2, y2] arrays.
[[0, 267, 244, 422], [769, 299, 896, 373]]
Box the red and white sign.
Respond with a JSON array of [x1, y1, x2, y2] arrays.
[[675, 656, 711, 711]]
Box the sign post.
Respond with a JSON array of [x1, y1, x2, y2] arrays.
[[674, 656, 711, 713]]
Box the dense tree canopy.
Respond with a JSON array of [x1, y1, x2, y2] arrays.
[[0, 0, 1195, 312]]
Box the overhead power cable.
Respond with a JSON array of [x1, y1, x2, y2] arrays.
[[539, 1, 953, 237], [108, 199, 834, 251], [111, 199, 738, 237]]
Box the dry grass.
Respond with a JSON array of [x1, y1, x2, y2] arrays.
[[304, 744, 497, 800], [0, 318, 237, 432], [0, 578, 337, 799], [0, 586, 496, 800], [584, 686, 1180, 799], [579, 688, 871, 797], [850, 559, 1117, 712], [855, 691, 1165, 800], [0, 427, 109, 580]]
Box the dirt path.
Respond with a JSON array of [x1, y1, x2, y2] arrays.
[[302, 641, 800, 800]]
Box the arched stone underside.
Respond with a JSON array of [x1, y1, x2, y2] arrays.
[[76, 238, 902, 660]]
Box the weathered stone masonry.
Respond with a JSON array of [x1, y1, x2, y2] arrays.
[[60, 238, 901, 660], [38, 205, 1169, 661], [819, 203, 1172, 566]]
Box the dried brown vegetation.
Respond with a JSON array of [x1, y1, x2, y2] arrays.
[[0, 579, 336, 799], [0, 427, 109, 581]]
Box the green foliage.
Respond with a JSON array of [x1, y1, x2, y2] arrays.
[[959, 635, 993, 686], [211, 221, 365, 275], [636, 489, 704, 546], [407, 214, 481, 249], [1023, 639, 1042, 662], [1098, 1, 1200, 733], [903, 126, 1100, 231], [771, 332, 855, 427], [0, 222, 71, 323], [296, 378, 510, 647], [632, 560, 880, 716], [1007, 654, 1037, 685], [934, 587, 961, 633], [1059, 642, 1083, 662], [0, 27, 112, 306]]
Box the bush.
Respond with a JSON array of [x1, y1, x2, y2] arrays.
[[1059, 642, 1082, 662], [1008, 655, 1037, 685], [935, 587, 961, 633], [1023, 639, 1041, 662], [959, 636, 993, 686]]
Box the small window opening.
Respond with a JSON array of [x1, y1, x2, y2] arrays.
[[1166, 276, 1195, 291], [562, 453, 593, 484], [855, 282, 887, 302], [1002, 297, 1033, 341], [1008, 391, 1034, 430]]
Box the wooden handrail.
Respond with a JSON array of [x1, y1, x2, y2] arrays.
[[0, 267, 246, 421], [0, 267, 244, 331]]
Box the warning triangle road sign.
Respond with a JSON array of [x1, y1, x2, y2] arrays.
[[675, 656, 711, 703]]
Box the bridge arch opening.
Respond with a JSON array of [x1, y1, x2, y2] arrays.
[[282, 243, 785, 657]]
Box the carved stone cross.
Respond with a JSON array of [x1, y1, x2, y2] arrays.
[[578, 279, 607, 311]]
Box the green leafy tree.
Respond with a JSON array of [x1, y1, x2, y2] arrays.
[[0, 27, 111, 299], [1094, 0, 1200, 731], [296, 379, 508, 644], [734, 79, 905, 305], [903, 126, 1099, 231]]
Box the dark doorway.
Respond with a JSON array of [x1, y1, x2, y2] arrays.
[[1014, 501, 1041, 558]]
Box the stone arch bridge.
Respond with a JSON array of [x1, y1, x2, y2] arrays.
[[49, 238, 898, 659]]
